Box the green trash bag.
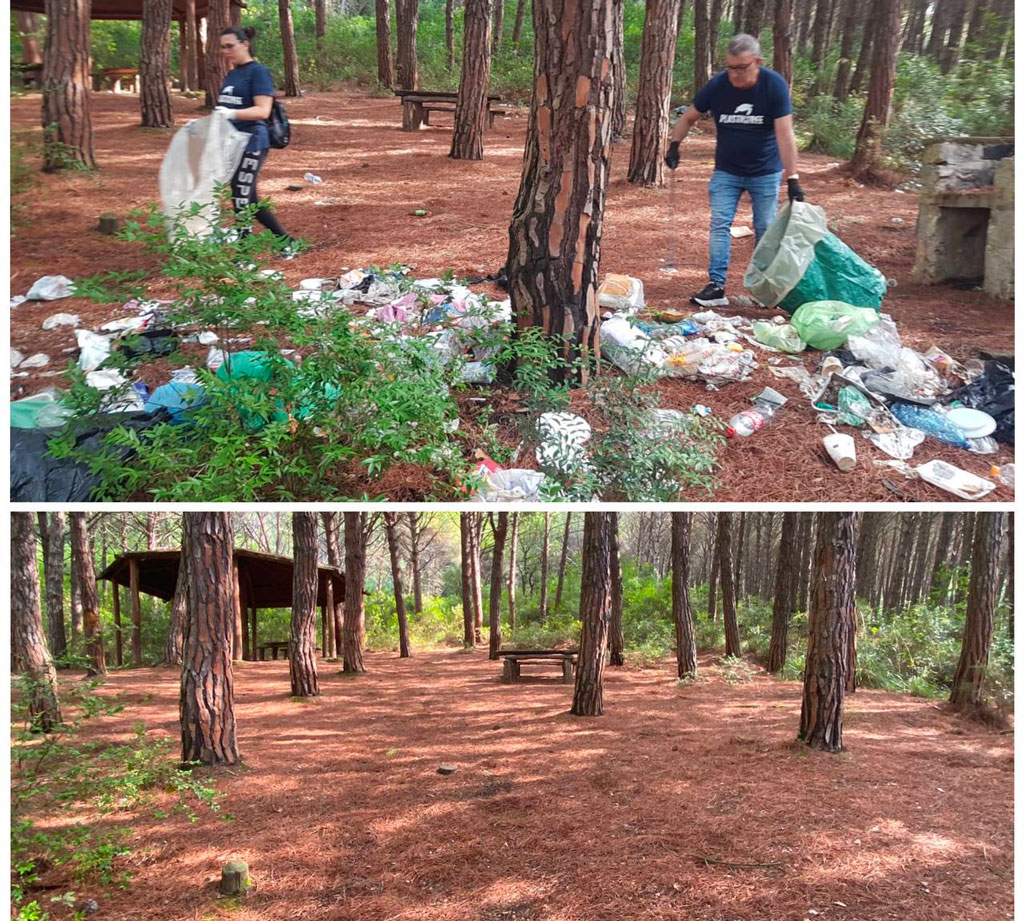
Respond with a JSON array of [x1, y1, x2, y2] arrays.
[[790, 301, 880, 351], [744, 201, 888, 313], [215, 350, 295, 430], [752, 320, 806, 352]]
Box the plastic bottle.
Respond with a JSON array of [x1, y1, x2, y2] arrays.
[[889, 402, 970, 449], [990, 464, 1015, 488], [726, 399, 779, 437]]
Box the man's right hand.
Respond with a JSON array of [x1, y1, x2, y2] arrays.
[[664, 141, 680, 170]]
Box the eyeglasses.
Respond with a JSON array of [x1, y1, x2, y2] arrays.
[[726, 60, 756, 72], [220, 43, 238, 49]]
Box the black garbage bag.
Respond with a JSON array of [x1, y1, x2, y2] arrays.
[[950, 360, 1015, 446], [11, 409, 173, 501], [118, 328, 178, 360]]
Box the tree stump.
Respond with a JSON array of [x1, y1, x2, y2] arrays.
[[219, 859, 249, 895], [97, 214, 119, 235]]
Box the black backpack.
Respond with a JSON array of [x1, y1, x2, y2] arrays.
[[267, 98, 290, 149]]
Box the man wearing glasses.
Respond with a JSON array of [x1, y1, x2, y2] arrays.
[[665, 34, 804, 308]]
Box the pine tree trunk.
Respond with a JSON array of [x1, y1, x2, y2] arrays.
[[460, 514, 476, 647], [315, 0, 327, 42], [395, 0, 420, 90], [505, 0, 615, 387], [717, 515, 740, 657], [471, 514, 485, 643], [507, 513, 519, 632], [799, 512, 857, 753], [343, 513, 368, 673], [926, 0, 950, 57], [733, 512, 746, 600], [848, 7, 875, 96], [321, 513, 344, 655], [163, 547, 189, 666], [707, 515, 720, 620], [289, 513, 320, 696], [407, 513, 424, 614], [487, 513, 509, 659], [554, 512, 572, 610], [608, 512, 625, 665], [378, 0, 394, 86], [12, 514, 63, 733], [445, 0, 456, 68], [964, 0, 987, 46], [796, 0, 815, 53], [279, 0, 301, 96], [571, 513, 613, 716], [950, 513, 1004, 712], [733, 0, 745, 31], [512, 0, 527, 43], [694, 0, 712, 92], [69, 513, 105, 676], [16, 11, 44, 64], [140, 0, 173, 126], [492, 0, 504, 52], [540, 512, 550, 620], [179, 513, 239, 766], [672, 513, 697, 678], [709, 0, 726, 59], [832, 0, 860, 100], [450, 0, 494, 161], [773, 0, 794, 84], [611, 0, 627, 141], [384, 513, 412, 658], [940, 0, 968, 71], [767, 512, 798, 673], [38, 512, 68, 662], [41, 0, 96, 170], [627, 0, 682, 186], [204, 0, 229, 106]]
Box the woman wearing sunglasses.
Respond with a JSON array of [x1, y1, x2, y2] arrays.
[[665, 34, 803, 308]]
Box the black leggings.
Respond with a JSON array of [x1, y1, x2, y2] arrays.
[[231, 148, 289, 238]]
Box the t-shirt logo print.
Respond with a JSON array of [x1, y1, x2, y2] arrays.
[[719, 102, 763, 125]]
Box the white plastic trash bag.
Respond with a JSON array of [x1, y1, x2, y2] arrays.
[[159, 111, 249, 240], [26, 275, 75, 301]]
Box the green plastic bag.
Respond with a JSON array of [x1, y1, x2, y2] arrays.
[[837, 386, 872, 426], [744, 201, 888, 313], [752, 320, 806, 352], [215, 350, 295, 430], [790, 301, 880, 351]]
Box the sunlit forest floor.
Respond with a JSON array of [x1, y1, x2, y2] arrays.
[[22, 648, 1013, 920], [9, 90, 1014, 500]]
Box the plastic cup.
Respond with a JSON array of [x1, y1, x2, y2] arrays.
[[823, 433, 856, 471]]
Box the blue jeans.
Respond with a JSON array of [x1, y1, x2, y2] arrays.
[[707, 169, 783, 286]]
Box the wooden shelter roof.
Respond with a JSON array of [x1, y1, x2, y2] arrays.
[[98, 548, 344, 609], [10, 0, 244, 21]]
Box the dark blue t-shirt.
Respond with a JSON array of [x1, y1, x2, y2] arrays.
[[218, 61, 274, 152], [693, 68, 792, 177]]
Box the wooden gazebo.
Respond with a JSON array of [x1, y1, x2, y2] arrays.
[[98, 548, 345, 667]]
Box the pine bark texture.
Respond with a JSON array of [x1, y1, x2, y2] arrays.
[[322, 512, 345, 654], [608, 512, 625, 665], [505, 0, 616, 386], [460, 514, 476, 647], [408, 513, 424, 614], [488, 513, 509, 659], [773, 0, 794, 85], [848, 6, 875, 96], [949, 513, 1004, 712], [627, 0, 681, 186], [611, 0, 627, 140], [315, 0, 327, 40], [671, 513, 697, 679], [694, 0, 711, 91], [279, 0, 301, 96], [70, 513, 105, 676], [799, 512, 857, 753], [343, 513, 368, 673], [513, 0, 527, 42], [717, 515, 740, 657], [384, 513, 412, 658], [39, 512, 68, 662], [41, 0, 96, 170], [179, 513, 239, 766], [204, 0, 230, 107], [493, 0, 505, 51], [450, 0, 494, 160], [395, 0, 420, 90], [16, 11, 44, 64], [470, 514, 485, 642], [12, 514, 63, 732], [140, 0, 173, 127], [290, 513, 320, 697], [767, 512, 799, 673], [377, 0, 394, 86], [571, 513, 613, 716], [163, 546, 189, 666]]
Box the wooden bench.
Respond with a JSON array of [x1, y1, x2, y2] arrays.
[[93, 67, 140, 94], [395, 89, 506, 131], [258, 641, 322, 661], [497, 648, 578, 684]]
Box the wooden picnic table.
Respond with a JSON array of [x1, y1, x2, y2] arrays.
[[93, 67, 140, 94], [395, 89, 506, 131], [497, 648, 579, 684], [258, 640, 323, 660]]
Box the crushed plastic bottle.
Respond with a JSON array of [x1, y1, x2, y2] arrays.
[[890, 402, 970, 448], [303, 172, 323, 184], [990, 464, 1015, 488], [726, 399, 779, 437]]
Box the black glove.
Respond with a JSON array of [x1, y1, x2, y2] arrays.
[[787, 177, 805, 202], [664, 141, 680, 170]]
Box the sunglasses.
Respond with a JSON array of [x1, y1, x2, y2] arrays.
[[726, 60, 757, 71]]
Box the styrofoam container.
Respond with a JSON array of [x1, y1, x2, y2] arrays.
[[946, 407, 996, 438]]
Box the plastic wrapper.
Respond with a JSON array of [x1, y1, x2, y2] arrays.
[[915, 459, 995, 500], [597, 274, 645, 313], [26, 275, 75, 301], [848, 316, 902, 369], [790, 301, 880, 351], [76, 329, 113, 371], [11, 388, 74, 429], [752, 320, 806, 352], [601, 315, 666, 375], [475, 469, 546, 502], [41, 312, 81, 330], [866, 426, 926, 460]]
